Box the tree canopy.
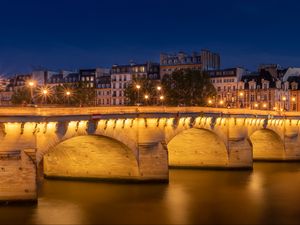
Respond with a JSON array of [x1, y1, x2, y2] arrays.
[[124, 69, 216, 106], [11, 82, 96, 106], [124, 77, 159, 105], [162, 69, 216, 106]]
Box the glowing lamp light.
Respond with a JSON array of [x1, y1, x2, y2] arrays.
[[239, 92, 244, 97], [254, 103, 258, 108], [160, 95, 164, 100], [263, 103, 267, 108], [28, 81, 35, 87], [136, 84, 141, 89], [42, 89, 48, 95], [157, 86, 162, 91], [144, 95, 149, 100], [66, 91, 71, 96], [208, 99, 212, 105], [282, 96, 287, 101], [219, 100, 224, 105], [292, 97, 296, 102], [273, 107, 278, 111]]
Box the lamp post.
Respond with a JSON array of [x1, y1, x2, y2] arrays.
[[144, 94, 149, 105], [136, 84, 141, 106], [159, 95, 164, 106], [28, 81, 35, 104], [157, 86, 162, 105], [219, 100, 224, 108], [66, 90, 71, 105], [282, 96, 287, 111], [42, 88, 48, 105], [239, 91, 244, 108], [292, 96, 296, 111], [207, 99, 213, 106]]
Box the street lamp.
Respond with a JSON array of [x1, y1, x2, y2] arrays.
[[239, 91, 244, 108], [263, 103, 267, 109], [136, 84, 141, 106], [208, 99, 213, 106], [66, 90, 71, 105], [157, 86, 162, 91], [159, 95, 164, 106], [282, 96, 287, 111], [41, 88, 49, 105], [144, 94, 149, 105], [219, 100, 224, 107], [28, 80, 36, 104], [254, 103, 258, 109]]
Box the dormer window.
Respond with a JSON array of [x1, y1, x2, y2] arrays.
[[291, 82, 298, 90]]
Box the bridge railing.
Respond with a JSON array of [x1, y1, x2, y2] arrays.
[[0, 106, 299, 117]]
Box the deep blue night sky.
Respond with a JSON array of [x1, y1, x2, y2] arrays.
[[0, 0, 300, 74]]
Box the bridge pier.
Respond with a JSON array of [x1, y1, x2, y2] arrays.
[[0, 150, 37, 203]]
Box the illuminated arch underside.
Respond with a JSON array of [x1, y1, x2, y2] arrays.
[[168, 128, 228, 167], [250, 129, 285, 160], [43, 135, 139, 180]]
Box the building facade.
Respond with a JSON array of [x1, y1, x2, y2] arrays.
[[208, 67, 246, 108], [160, 49, 220, 78], [96, 75, 111, 106], [110, 62, 160, 105]]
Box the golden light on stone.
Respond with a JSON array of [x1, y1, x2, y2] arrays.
[[239, 92, 244, 97], [219, 100, 224, 105], [292, 97, 296, 102], [273, 107, 278, 110], [263, 103, 267, 108], [254, 103, 258, 108]]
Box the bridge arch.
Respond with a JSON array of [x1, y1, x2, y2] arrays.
[[249, 128, 285, 160], [40, 135, 140, 180], [167, 128, 229, 168]]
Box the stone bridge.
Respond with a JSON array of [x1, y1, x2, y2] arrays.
[[1, 106, 300, 203]]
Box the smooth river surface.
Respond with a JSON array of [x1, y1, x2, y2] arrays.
[[1, 163, 300, 224]]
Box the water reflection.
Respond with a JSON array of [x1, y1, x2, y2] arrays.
[[1, 163, 300, 224]]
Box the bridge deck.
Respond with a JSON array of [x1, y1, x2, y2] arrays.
[[0, 106, 297, 117]]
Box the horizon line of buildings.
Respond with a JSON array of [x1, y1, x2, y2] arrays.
[[1, 49, 300, 111]]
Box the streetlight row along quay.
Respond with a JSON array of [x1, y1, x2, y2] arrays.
[[135, 84, 164, 106], [26, 80, 73, 105]]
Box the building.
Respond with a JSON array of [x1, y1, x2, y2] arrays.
[[111, 62, 160, 105], [237, 68, 289, 111], [96, 75, 111, 106], [32, 70, 57, 86], [47, 71, 79, 87], [208, 67, 246, 108], [79, 69, 96, 88], [0, 77, 10, 91], [10, 74, 32, 90], [160, 49, 220, 78]]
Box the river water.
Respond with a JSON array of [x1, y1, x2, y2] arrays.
[[1, 163, 300, 224]]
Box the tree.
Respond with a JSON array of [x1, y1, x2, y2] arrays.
[[49, 82, 95, 106], [74, 82, 96, 106], [162, 69, 216, 106], [11, 87, 31, 105], [124, 77, 158, 105]]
